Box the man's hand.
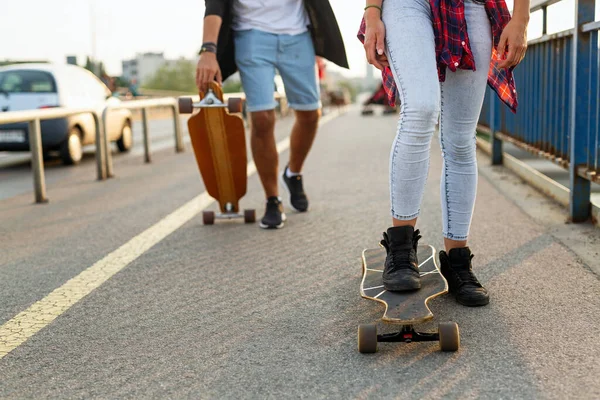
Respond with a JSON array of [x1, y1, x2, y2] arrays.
[[364, 13, 388, 71], [497, 19, 528, 69], [196, 52, 222, 93]]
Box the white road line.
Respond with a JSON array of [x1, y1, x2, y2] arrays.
[[0, 109, 343, 360]]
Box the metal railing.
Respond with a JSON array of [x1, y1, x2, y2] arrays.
[[102, 97, 183, 175], [478, 0, 598, 222], [0, 91, 290, 204], [0, 98, 184, 204], [0, 108, 105, 203]]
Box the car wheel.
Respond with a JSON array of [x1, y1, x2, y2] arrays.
[[116, 122, 133, 152], [59, 127, 83, 165]]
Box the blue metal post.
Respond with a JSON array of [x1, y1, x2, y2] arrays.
[[569, 0, 595, 222], [542, 7, 547, 36], [490, 90, 503, 165]]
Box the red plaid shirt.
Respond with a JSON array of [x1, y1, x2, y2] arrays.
[[357, 0, 518, 113]]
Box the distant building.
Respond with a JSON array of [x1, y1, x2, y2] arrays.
[[122, 52, 198, 85]]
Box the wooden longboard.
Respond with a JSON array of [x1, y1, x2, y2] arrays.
[[360, 245, 448, 324], [187, 83, 247, 213]]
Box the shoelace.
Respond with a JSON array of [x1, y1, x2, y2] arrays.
[[380, 230, 422, 272], [453, 255, 483, 288]]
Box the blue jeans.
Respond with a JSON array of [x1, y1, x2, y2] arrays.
[[383, 0, 492, 240], [233, 29, 321, 112]]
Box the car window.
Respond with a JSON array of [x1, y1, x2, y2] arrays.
[[0, 70, 57, 94]]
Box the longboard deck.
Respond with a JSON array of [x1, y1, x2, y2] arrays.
[[361, 245, 448, 324], [187, 83, 247, 213]]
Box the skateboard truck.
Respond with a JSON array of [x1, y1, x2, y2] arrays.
[[358, 322, 459, 354], [377, 325, 439, 344], [202, 203, 256, 225], [179, 88, 244, 114], [377, 325, 440, 343]]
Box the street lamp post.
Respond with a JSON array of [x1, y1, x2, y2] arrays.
[[90, 0, 99, 76]]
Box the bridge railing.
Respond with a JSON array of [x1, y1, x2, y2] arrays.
[[0, 98, 184, 204], [0, 108, 105, 203], [102, 97, 184, 175], [478, 0, 598, 222], [1, 90, 290, 204]]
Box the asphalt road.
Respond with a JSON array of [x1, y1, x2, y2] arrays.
[[1, 106, 599, 399]]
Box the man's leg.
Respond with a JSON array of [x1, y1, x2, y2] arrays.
[[276, 31, 322, 211], [288, 109, 321, 174], [233, 29, 285, 228], [250, 110, 278, 197]]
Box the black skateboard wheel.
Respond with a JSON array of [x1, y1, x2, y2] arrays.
[[228, 97, 244, 114], [202, 211, 215, 225], [244, 209, 256, 223], [358, 324, 377, 354], [179, 97, 193, 114], [438, 322, 460, 352]]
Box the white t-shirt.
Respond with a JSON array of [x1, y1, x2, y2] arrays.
[[231, 0, 310, 35]]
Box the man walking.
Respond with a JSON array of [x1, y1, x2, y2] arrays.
[[197, 0, 349, 229]]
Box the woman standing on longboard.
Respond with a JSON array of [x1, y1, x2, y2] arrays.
[[359, 0, 529, 306]]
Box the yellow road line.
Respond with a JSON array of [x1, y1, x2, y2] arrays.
[[0, 109, 342, 360]]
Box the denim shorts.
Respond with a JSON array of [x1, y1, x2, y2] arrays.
[[233, 28, 321, 112]]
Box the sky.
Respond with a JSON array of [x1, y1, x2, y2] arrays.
[[0, 0, 596, 79]]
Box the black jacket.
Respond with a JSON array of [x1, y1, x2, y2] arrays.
[[204, 0, 350, 81]]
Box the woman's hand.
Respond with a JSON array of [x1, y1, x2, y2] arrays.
[[497, 19, 528, 69], [364, 14, 389, 71]]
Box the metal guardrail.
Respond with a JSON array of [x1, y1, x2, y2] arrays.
[[102, 98, 183, 174], [478, 0, 598, 222], [0, 98, 184, 204], [1, 91, 289, 204], [0, 108, 105, 203]]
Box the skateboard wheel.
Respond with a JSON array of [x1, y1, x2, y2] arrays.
[[244, 209, 256, 223], [227, 97, 244, 114], [202, 211, 215, 225], [179, 97, 194, 114], [438, 322, 460, 352], [358, 324, 378, 354]]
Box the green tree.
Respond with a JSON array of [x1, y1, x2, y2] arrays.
[[222, 80, 243, 93], [84, 56, 105, 77], [113, 76, 129, 88], [143, 60, 197, 93], [337, 80, 359, 103]]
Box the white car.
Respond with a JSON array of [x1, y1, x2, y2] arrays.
[[0, 63, 133, 165]]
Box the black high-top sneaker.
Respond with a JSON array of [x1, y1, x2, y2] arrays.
[[439, 247, 489, 306], [259, 196, 286, 229], [380, 226, 422, 291]]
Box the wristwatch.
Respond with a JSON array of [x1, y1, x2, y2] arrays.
[[199, 42, 217, 55]]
